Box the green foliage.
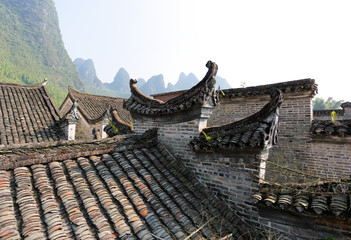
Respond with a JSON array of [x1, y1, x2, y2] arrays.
[[109, 121, 119, 134], [331, 111, 337, 124], [201, 131, 212, 141], [313, 97, 343, 110], [0, 0, 84, 106]]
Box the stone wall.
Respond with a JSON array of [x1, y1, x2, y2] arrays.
[[208, 93, 351, 181]]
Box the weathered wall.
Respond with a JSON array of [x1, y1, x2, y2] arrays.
[[208, 93, 351, 181], [133, 116, 268, 228], [60, 97, 106, 140]]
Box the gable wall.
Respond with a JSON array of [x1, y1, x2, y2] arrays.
[[59, 97, 105, 140], [208, 93, 351, 181]]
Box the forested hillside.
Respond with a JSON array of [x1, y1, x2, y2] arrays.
[[0, 0, 84, 105]]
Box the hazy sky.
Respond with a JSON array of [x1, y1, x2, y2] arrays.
[[54, 0, 351, 101]]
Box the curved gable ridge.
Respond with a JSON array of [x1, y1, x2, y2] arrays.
[[191, 88, 284, 151], [123, 61, 219, 121]]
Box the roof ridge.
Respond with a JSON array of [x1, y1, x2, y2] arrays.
[[68, 86, 128, 101], [0, 79, 48, 88], [220, 78, 317, 98], [124, 60, 219, 117]]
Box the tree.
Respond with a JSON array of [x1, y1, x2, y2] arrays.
[[312, 97, 343, 110]]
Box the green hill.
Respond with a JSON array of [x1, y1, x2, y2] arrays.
[[0, 0, 84, 105]]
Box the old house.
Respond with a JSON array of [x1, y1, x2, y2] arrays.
[[2, 61, 350, 239], [0, 79, 80, 146], [59, 87, 133, 140], [151, 73, 351, 238], [0, 66, 254, 239]]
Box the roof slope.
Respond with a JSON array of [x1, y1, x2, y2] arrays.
[[0, 80, 64, 146], [64, 87, 133, 125], [191, 88, 284, 151], [0, 130, 243, 239], [124, 61, 219, 117]]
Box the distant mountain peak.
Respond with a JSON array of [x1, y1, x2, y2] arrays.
[[74, 58, 102, 88]]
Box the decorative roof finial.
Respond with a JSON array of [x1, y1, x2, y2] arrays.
[[70, 100, 80, 120], [42, 78, 48, 86]]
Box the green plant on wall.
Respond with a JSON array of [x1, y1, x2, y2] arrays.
[[109, 121, 118, 134], [202, 131, 212, 141], [331, 111, 337, 125]]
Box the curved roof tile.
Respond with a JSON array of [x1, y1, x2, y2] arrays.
[[0, 130, 245, 239], [124, 61, 219, 117], [191, 88, 284, 151]]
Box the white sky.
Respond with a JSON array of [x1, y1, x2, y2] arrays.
[[54, 0, 351, 101]]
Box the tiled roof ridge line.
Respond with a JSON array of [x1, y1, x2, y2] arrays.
[[39, 80, 62, 120], [68, 85, 128, 101], [0, 137, 123, 170], [220, 78, 317, 98], [0, 79, 47, 88], [0, 135, 124, 151], [203, 88, 284, 137]]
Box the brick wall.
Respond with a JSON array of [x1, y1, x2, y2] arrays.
[[133, 113, 269, 226], [208, 93, 351, 181]]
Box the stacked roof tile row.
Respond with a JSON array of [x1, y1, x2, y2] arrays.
[[0, 81, 64, 146], [310, 120, 351, 138], [124, 61, 219, 116], [0, 132, 242, 239], [191, 88, 284, 151], [253, 180, 351, 217]]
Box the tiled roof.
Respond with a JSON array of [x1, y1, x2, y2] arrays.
[[191, 88, 284, 151], [0, 80, 65, 146], [124, 61, 219, 117], [63, 87, 133, 125], [0, 130, 243, 239], [220, 78, 317, 98], [310, 120, 351, 138], [253, 180, 351, 217]]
